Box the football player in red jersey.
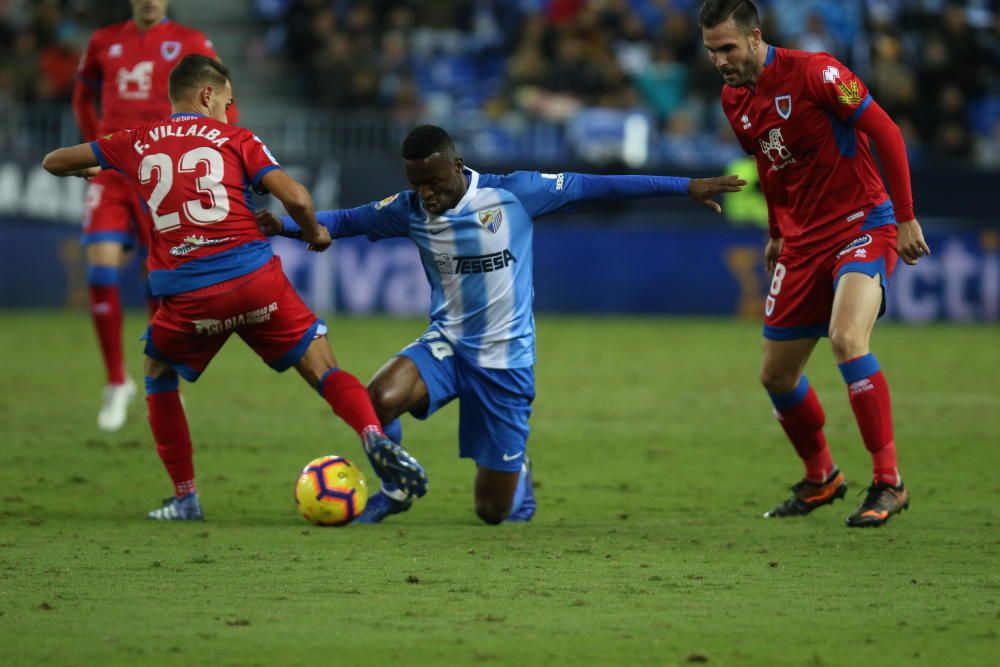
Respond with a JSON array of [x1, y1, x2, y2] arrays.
[[44, 55, 428, 520], [700, 0, 931, 527], [73, 0, 238, 432]]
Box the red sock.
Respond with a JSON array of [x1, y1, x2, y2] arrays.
[[147, 389, 195, 496], [89, 284, 125, 385], [844, 366, 899, 485], [771, 380, 834, 482], [318, 369, 383, 439]]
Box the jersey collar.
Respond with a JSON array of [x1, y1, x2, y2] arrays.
[[445, 167, 479, 215], [126, 17, 170, 34], [763, 45, 776, 68], [749, 45, 777, 92]]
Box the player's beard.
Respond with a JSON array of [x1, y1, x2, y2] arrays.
[[721, 39, 761, 88], [723, 58, 756, 88], [737, 61, 754, 87]]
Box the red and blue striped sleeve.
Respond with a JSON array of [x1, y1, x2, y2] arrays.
[[90, 129, 137, 174], [240, 132, 281, 194]]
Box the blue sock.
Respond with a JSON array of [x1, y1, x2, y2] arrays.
[[768, 375, 810, 411], [837, 353, 880, 384], [507, 461, 539, 522], [374, 419, 404, 496], [144, 374, 179, 395], [509, 464, 528, 515], [383, 418, 403, 444], [87, 265, 119, 287]]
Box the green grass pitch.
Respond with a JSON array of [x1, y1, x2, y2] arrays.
[[1, 313, 998, 666]]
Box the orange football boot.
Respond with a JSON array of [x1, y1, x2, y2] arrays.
[[764, 468, 848, 518]]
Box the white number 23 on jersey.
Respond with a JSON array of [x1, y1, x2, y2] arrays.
[[139, 147, 230, 232]]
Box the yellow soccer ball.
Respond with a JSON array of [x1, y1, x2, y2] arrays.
[[294, 456, 368, 526]]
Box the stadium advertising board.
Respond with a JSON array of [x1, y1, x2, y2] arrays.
[[2, 216, 995, 323]]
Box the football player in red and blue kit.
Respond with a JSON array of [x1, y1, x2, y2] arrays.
[[45, 55, 427, 520], [73, 0, 238, 432], [700, 0, 931, 527]]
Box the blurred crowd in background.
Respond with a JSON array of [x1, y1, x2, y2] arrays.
[[253, 0, 1000, 167], [2, 0, 999, 168]]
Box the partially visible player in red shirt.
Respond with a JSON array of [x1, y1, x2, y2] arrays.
[[73, 0, 237, 433], [700, 0, 931, 527], [44, 55, 428, 520]]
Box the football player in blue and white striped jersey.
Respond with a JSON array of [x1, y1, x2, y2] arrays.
[[261, 125, 743, 525]]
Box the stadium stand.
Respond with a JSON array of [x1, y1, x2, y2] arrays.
[[0, 0, 997, 167]]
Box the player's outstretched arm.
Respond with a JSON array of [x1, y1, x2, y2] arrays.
[[508, 172, 745, 218], [256, 209, 286, 236], [261, 170, 330, 252], [570, 173, 746, 211], [42, 143, 101, 178], [687, 175, 747, 214], [259, 207, 374, 241], [265, 194, 411, 244]]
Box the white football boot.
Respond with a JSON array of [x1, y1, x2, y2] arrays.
[[97, 376, 136, 432]]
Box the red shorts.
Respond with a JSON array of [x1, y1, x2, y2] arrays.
[[143, 257, 323, 381], [763, 225, 899, 340], [81, 169, 152, 249]]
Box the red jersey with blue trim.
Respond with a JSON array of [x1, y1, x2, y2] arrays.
[[721, 47, 892, 250], [92, 113, 280, 296], [77, 19, 220, 137]]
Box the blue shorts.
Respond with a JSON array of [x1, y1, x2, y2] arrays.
[[398, 330, 535, 473]]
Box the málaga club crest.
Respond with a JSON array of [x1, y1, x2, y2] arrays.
[[478, 207, 503, 233]]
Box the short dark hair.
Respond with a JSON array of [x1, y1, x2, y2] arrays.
[[401, 125, 456, 160], [698, 0, 760, 32], [168, 54, 231, 103]]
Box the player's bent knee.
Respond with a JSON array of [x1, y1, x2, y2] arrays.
[[368, 380, 408, 422], [829, 328, 869, 361], [295, 338, 338, 387], [85, 242, 124, 268], [143, 355, 175, 380], [759, 367, 798, 394]]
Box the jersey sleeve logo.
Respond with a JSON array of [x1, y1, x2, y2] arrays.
[[541, 173, 565, 191], [478, 207, 503, 234], [774, 95, 792, 120], [161, 41, 182, 61], [374, 193, 400, 211], [251, 135, 280, 166], [822, 65, 840, 83], [836, 80, 862, 106]]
